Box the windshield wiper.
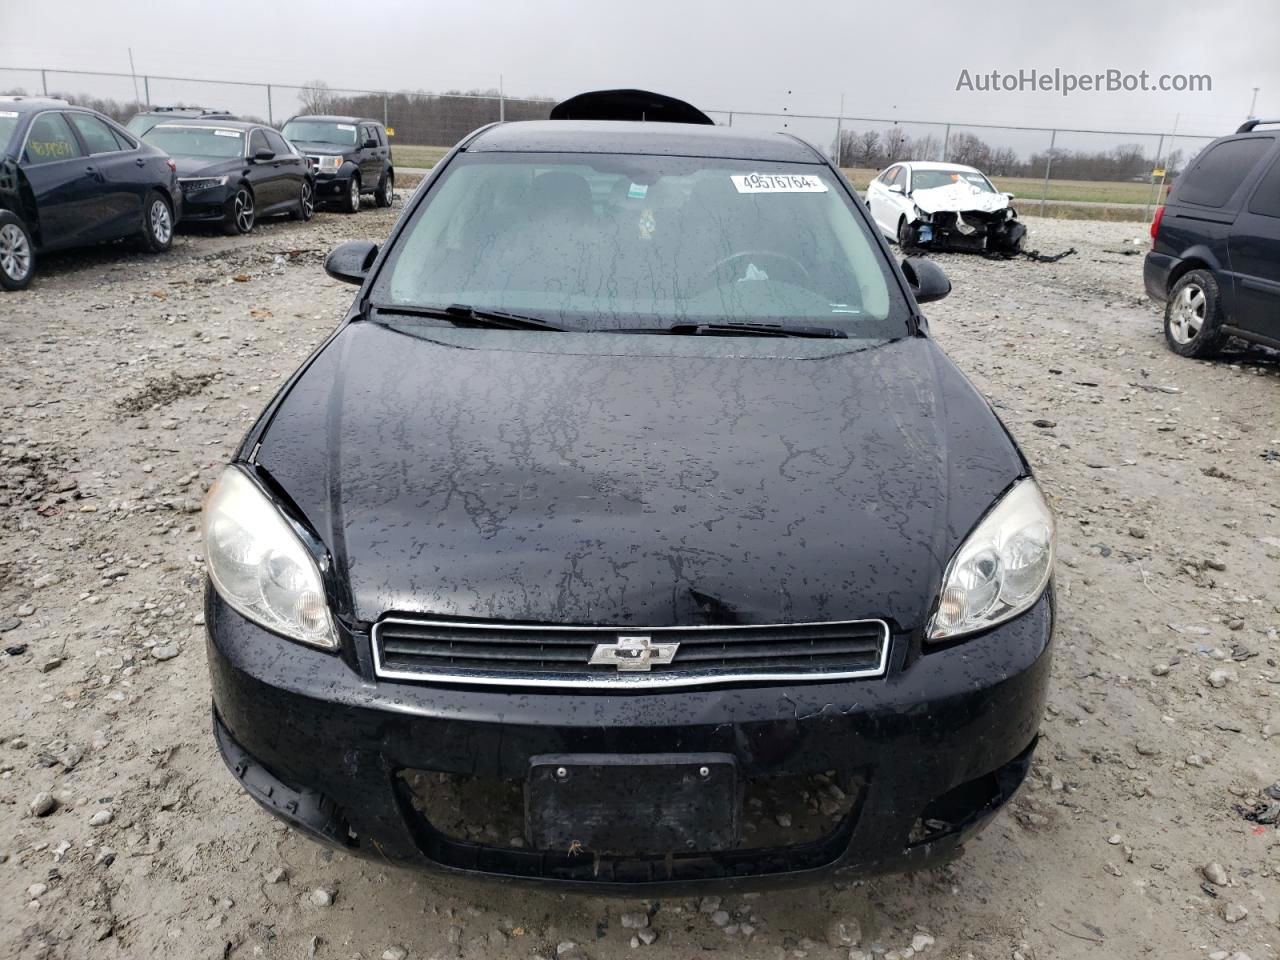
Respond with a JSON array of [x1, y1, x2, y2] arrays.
[[665, 321, 848, 339], [369, 303, 567, 332]]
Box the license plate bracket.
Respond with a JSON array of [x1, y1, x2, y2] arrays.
[[526, 753, 739, 856]]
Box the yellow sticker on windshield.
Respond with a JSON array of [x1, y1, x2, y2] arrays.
[[731, 173, 827, 193]]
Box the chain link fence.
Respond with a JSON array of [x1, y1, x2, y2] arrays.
[[2, 65, 1221, 220]]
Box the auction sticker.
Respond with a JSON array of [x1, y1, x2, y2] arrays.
[[0, 111, 18, 118], [214, 129, 242, 138], [731, 173, 827, 193]]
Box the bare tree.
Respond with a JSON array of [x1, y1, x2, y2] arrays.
[[298, 80, 334, 115], [882, 126, 909, 163], [856, 130, 882, 167]]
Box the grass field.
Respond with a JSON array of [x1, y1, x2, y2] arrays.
[[388, 145, 1160, 219]]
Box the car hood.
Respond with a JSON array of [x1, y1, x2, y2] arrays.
[[912, 180, 1010, 215], [172, 155, 240, 178], [255, 323, 1025, 629]]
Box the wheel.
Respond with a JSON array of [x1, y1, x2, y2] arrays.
[[375, 171, 394, 208], [0, 211, 35, 290], [224, 186, 255, 235], [1164, 269, 1226, 358], [291, 179, 315, 221], [897, 217, 915, 248], [139, 191, 173, 253], [344, 175, 361, 214]]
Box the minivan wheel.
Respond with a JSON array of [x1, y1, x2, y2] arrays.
[[140, 192, 174, 253], [376, 171, 394, 207], [225, 187, 255, 235], [0, 212, 35, 291], [1165, 269, 1226, 358], [345, 176, 361, 214], [292, 180, 315, 221]]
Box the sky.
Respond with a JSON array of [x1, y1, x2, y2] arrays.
[[2, 0, 1276, 156]]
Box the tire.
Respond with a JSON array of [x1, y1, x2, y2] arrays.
[[224, 186, 255, 235], [0, 211, 35, 291], [897, 217, 915, 248], [343, 175, 361, 214], [139, 191, 174, 253], [375, 170, 394, 208], [1164, 269, 1226, 358], [291, 179, 315, 222]]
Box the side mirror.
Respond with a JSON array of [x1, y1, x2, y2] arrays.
[[888, 183, 905, 195], [363, 138, 378, 149], [901, 256, 951, 304], [253, 149, 275, 162], [1003, 191, 1016, 200], [325, 240, 378, 286]]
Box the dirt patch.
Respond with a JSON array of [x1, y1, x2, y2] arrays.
[[119, 371, 217, 414]]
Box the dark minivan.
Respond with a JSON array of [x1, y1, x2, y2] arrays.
[[1146, 119, 1280, 357], [0, 96, 179, 290], [280, 115, 394, 213], [203, 97, 1056, 891]]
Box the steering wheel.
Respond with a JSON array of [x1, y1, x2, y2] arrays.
[[703, 250, 811, 287]]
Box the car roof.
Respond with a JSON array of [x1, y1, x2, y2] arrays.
[[897, 161, 982, 174], [0, 96, 76, 115], [289, 115, 380, 125], [148, 119, 261, 132], [465, 120, 821, 162]]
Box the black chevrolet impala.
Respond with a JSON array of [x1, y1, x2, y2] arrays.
[[204, 93, 1055, 891]]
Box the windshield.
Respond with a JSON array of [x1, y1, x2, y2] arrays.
[[372, 153, 906, 336], [912, 169, 996, 193], [0, 112, 18, 154], [125, 115, 158, 135], [282, 119, 357, 146], [142, 124, 244, 158]]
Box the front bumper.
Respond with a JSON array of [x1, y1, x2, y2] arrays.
[[913, 212, 1025, 253], [312, 168, 355, 200], [177, 184, 233, 223], [207, 589, 1054, 892]]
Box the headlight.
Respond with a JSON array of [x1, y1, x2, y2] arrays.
[[180, 176, 228, 192], [317, 155, 342, 170], [202, 467, 338, 649], [928, 478, 1054, 641]]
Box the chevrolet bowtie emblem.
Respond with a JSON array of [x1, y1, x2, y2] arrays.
[[588, 635, 679, 672]]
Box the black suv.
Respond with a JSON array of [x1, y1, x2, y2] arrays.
[[1145, 119, 1280, 357], [203, 92, 1055, 892], [0, 96, 180, 290], [280, 115, 393, 213], [126, 107, 237, 137]]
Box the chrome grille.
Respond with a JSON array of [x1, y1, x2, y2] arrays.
[[371, 617, 890, 689]]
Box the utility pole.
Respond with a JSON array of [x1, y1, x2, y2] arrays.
[[127, 48, 141, 108], [499, 74, 505, 123], [834, 93, 844, 166], [1249, 87, 1260, 119]]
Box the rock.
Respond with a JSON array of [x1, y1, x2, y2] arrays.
[[307, 888, 334, 907], [1151, 663, 1170, 676], [0, 618, 20, 632], [911, 933, 935, 952], [28, 882, 48, 898], [1128, 526, 1147, 539], [1205, 558, 1227, 571], [1222, 902, 1248, 923], [38, 657, 63, 673], [698, 896, 721, 913], [382, 949, 408, 960], [637, 928, 658, 945], [1206, 668, 1231, 689], [150, 644, 179, 661], [620, 912, 649, 929], [710, 910, 731, 927], [775, 813, 792, 827], [1107, 833, 1123, 844], [826, 919, 862, 947], [29, 792, 57, 817], [88, 809, 113, 827], [1032, 419, 1057, 428], [1201, 862, 1228, 886], [264, 866, 288, 883]]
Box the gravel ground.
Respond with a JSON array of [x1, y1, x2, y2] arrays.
[[0, 202, 1278, 960]]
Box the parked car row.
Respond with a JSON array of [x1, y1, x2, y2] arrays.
[[0, 96, 396, 290]]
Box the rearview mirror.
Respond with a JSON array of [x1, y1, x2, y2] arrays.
[[325, 240, 378, 286], [900, 256, 951, 304], [253, 149, 275, 162]]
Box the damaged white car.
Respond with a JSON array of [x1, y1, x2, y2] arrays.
[[865, 162, 1026, 253]]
